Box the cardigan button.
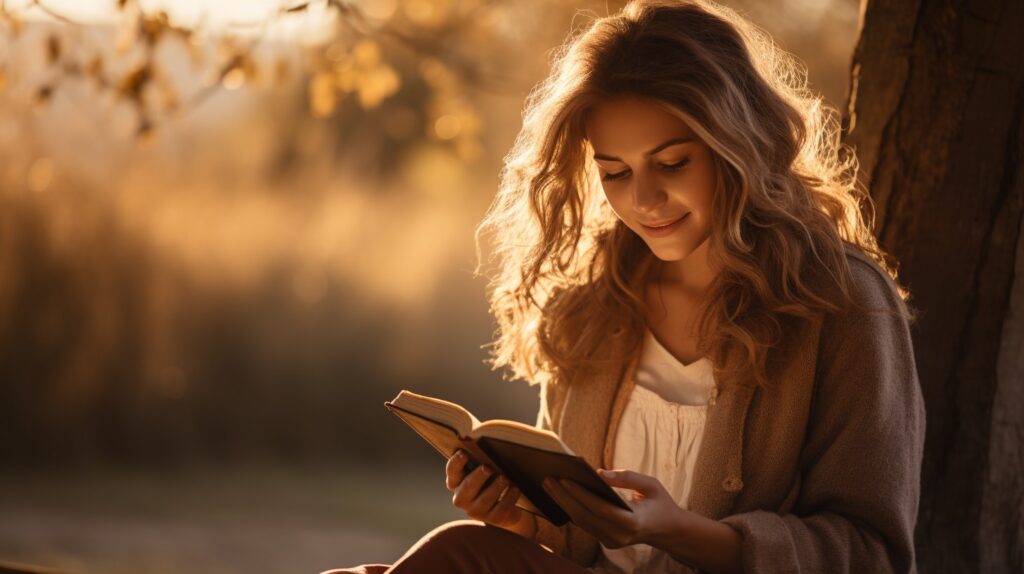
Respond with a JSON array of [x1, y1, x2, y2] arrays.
[[722, 476, 744, 492]]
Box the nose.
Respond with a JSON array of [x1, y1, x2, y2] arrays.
[[631, 170, 667, 214]]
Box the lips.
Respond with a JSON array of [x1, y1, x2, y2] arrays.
[[638, 212, 690, 237], [641, 217, 683, 228]]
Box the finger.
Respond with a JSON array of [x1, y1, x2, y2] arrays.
[[544, 479, 626, 546], [598, 469, 664, 495], [445, 450, 470, 491], [559, 478, 635, 523], [467, 473, 508, 517], [542, 477, 606, 532], [452, 464, 494, 508], [483, 478, 520, 523], [486, 483, 521, 525], [546, 479, 633, 548]]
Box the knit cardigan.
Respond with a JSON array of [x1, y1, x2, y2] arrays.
[[531, 244, 927, 573]]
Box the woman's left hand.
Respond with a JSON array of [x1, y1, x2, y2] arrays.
[[541, 469, 688, 549]]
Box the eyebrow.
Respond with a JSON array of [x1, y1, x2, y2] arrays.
[[592, 136, 694, 162]]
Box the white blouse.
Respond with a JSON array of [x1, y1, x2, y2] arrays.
[[588, 328, 716, 574]]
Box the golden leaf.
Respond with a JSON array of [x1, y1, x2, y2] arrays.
[[324, 42, 346, 62], [46, 35, 61, 64], [33, 85, 53, 107], [140, 11, 169, 46], [118, 64, 151, 100], [357, 64, 400, 109], [222, 67, 245, 90], [455, 138, 483, 161], [333, 62, 358, 93], [433, 114, 460, 140], [403, 0, 449, 28], [114, 20, 136, 54], [2, 12, 24, 37], [136, 117, 156, 144], [363, 0, 398, 21], [274, 58, 290, 84], [309, 71, 338, 118], [160, 83, 179, 112], [86, 56, 104, 85], [187, 38, 204, 67], [241, 55, 259, 86], [419, 57, 455, 89], [352, 40, 380, 67], [27, 157, 55, 192]]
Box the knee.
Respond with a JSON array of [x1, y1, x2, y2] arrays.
[[419, 519, 514, 552], [319, 566, 390, 574], [390, 520, 537, 572]]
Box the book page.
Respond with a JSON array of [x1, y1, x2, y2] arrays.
[[471, 419, 576, 456], [389, 407, 464, 459], [389, 389, 480, 436]]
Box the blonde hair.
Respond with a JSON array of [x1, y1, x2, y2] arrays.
[[475, 0, 910, 390]]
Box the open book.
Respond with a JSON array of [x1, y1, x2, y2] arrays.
[[384, 389, 632, 527]]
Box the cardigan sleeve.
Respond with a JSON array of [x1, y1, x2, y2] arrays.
[[718, 259, 927, 573]]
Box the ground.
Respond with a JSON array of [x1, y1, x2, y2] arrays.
[[0, 463, 463, 574]]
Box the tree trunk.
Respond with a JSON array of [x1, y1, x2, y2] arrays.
[[843, 0, 1024, 572]]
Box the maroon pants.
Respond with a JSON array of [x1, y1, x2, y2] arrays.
[[320, 519, 593, 574]]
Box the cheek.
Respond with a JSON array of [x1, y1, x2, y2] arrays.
[[696, 156, 718, 203], [704, 170, 717, 202], [601, 185, 631, 220]]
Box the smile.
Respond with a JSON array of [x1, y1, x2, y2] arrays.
[[639, 213, 689, 237]]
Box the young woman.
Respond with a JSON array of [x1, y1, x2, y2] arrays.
[[325, 0, 926, 572]]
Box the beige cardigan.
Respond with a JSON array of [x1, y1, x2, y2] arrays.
[[532, 245, 926, 573]]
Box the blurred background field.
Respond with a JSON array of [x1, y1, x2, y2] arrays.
[[0, 464, 464, 573], [0, 0, 858, 571]]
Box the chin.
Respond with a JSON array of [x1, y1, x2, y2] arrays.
[[645, 243, 690, 262]]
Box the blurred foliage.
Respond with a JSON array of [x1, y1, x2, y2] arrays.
[[0, 0, 546, 158]]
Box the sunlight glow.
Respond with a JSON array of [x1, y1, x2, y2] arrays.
[[7, 0, 358, 42]]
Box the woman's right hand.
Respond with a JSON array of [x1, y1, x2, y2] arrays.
[[445, 448, 526, 530]]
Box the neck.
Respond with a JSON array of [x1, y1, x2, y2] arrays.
[[656, 236, 716, 295]]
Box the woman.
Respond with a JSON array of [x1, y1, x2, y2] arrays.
[[324, 0, 926, 572]]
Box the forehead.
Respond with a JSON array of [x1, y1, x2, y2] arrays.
[[584, 96, 695, 153]]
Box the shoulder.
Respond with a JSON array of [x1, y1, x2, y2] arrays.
[[837, 242, 911, 321], [798, 242, 917, 387], [814, 243, 915, 366]]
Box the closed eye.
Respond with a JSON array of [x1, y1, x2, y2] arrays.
[[661, 158, 690, 171], [600, 158, 690, 182]]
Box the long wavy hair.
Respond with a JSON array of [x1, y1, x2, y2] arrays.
[[475, 0, 911, 391]]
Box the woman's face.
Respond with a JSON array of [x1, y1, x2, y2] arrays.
[[585, 96, 716, 263]]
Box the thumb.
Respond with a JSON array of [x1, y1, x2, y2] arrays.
[[598, 469, 660, 493]]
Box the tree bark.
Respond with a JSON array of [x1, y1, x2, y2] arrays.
[[843, 0, 1024, 572]]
